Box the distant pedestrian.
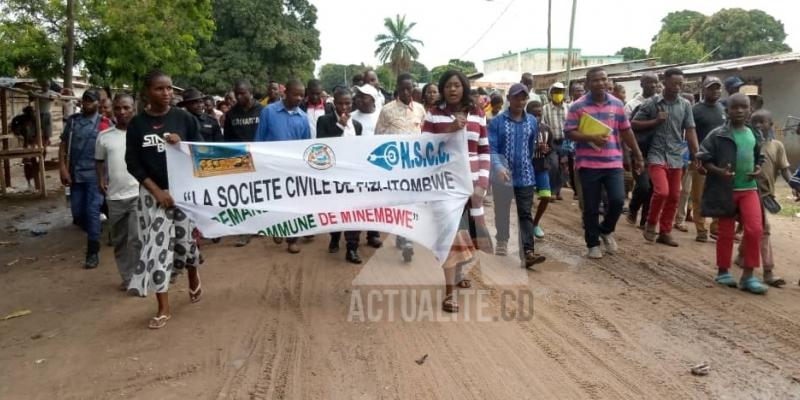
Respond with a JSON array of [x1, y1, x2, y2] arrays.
[[180, 88, 223, 142]]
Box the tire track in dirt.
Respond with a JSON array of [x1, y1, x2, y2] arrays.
[[543, 204, 800, 392]]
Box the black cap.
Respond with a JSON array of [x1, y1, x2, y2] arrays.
[[82, 89, 101, 102]]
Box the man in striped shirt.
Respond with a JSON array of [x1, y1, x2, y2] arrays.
[[565, 67, 644, 259]]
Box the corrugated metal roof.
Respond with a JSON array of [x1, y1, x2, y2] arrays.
[[611, 52, 800, 81]]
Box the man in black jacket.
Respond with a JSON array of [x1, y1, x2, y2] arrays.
[[179, 88, 223, 142], [316, 87, 367, 263]]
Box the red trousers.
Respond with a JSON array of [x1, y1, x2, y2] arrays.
[[717, 190, 763, 270], [646, 164, 682, 233]]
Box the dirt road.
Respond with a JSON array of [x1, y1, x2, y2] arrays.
[[1, 189, 800, 399]]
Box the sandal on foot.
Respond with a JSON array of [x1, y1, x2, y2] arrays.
[[739, 276, 768, 295], [148, 314, 171, 329], [442, 294, 459, 313], [189, 283, 202, 303], [714, 272, 738, 288], [764, 275, 786, 288], [457, 279, 472, 289]]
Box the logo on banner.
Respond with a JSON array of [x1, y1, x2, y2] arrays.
[[304, 143, 336, 170], [367, 140, 450, 171], [190, 144, 255, 177]]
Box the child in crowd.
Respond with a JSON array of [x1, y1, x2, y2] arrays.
[[696, 94, 767, 294]]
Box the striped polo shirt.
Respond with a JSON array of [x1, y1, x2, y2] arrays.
[[422, 104, 490, 220], [563, 93, 630, 170]]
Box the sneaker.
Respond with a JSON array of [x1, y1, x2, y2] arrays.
[[643, 224, 658, 242], [739, 276, 768, 294], [673, 223, 689, 232], [495, 241, 508, 256], [656, 233, 679, 247], [600, 233, 618, 254], [587, 246, 603, 259], [402, 246, 414, 262], [235, 235, 251, 247], [367, 236, 383, 248], [287, 242, 301, 254], [715, 271, 738, 288], [345, 249, 362, 264], [524, 250, 546, 268], [84, 253, 99, 269], [695, 232, 709, 242], [328, 239, 340, 253], [533, 225, 545, 238]]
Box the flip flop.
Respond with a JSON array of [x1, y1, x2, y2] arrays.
[[189, 282, 202, 303], [714, 272, 737, 288], [442, 294, 459, 313], [148, 314, 171, 329], [739, 276, 768, 295]]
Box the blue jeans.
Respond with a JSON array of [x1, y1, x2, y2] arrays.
[[70, 181, 103, 243], [579, 168, 624, 248]]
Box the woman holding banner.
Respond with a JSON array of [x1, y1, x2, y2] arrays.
[[125, 70, 205, 329], [422, 70, 493, 313]]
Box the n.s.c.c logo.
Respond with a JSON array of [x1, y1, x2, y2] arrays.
[[368, 140, 450, 171], [304, 143, 335, 170]]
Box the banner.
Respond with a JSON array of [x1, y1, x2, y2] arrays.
[[166, 133, 473, 261]]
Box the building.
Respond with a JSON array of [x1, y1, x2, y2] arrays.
[[483, 48, 623, 75], [608, 52, 800, 167]]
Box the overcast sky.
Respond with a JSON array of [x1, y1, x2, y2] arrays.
[[311, 0, 799, 73]]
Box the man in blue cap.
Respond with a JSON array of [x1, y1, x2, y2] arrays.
[[488, 82, 546, 267], [58, 88, 113, 269], [721, 76, 745, 108]]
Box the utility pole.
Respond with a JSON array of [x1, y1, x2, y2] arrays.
[[63, 0, 75, 89], [565, 0, 577, 97], [547, 0, 552, 71]]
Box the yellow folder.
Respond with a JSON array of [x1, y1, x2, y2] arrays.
[[578, 113, 612, 136]]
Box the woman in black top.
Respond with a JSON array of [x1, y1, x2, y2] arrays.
[[126, 70, 204, 329]]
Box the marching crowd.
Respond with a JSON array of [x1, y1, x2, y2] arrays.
[[38, 65, 800, 328]]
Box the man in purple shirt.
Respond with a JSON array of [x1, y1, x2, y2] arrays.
[[564, 67, 644, 259]]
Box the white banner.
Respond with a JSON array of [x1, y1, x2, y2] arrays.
[[165, 133, 473, 261]]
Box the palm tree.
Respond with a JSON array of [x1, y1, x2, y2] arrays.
[[374, 14, 424, 76]]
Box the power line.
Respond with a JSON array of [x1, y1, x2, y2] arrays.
[[459, 0, 517, 60]]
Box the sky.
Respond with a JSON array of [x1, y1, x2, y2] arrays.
[[310, 0, 800, 73]]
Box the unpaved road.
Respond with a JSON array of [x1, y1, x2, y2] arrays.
[[1, 188, 800, 399]]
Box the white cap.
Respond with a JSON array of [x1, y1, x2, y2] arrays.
[[355, 84, 379, 101], [550, 82, 565, 89]]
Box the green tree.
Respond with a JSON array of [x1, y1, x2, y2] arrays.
[[649, 32, 705, 64], [430, 59, 477, 84], [651, 10, 706, 42], [318, 63, 368, 92], [374, 14, 423, 76], [694, 8, 791, 61], [0, 0, 67, 80], [80, 0, 214, 89], [615, 47, 647, 61], [0, 21, 61, 79], [376, 64, 395, 92], [408, 60, 430, 83], [188, 0, 320, 94]]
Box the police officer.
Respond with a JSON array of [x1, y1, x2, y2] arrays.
[[58, 88, 113, 268], [179, 88, 222, 142]]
